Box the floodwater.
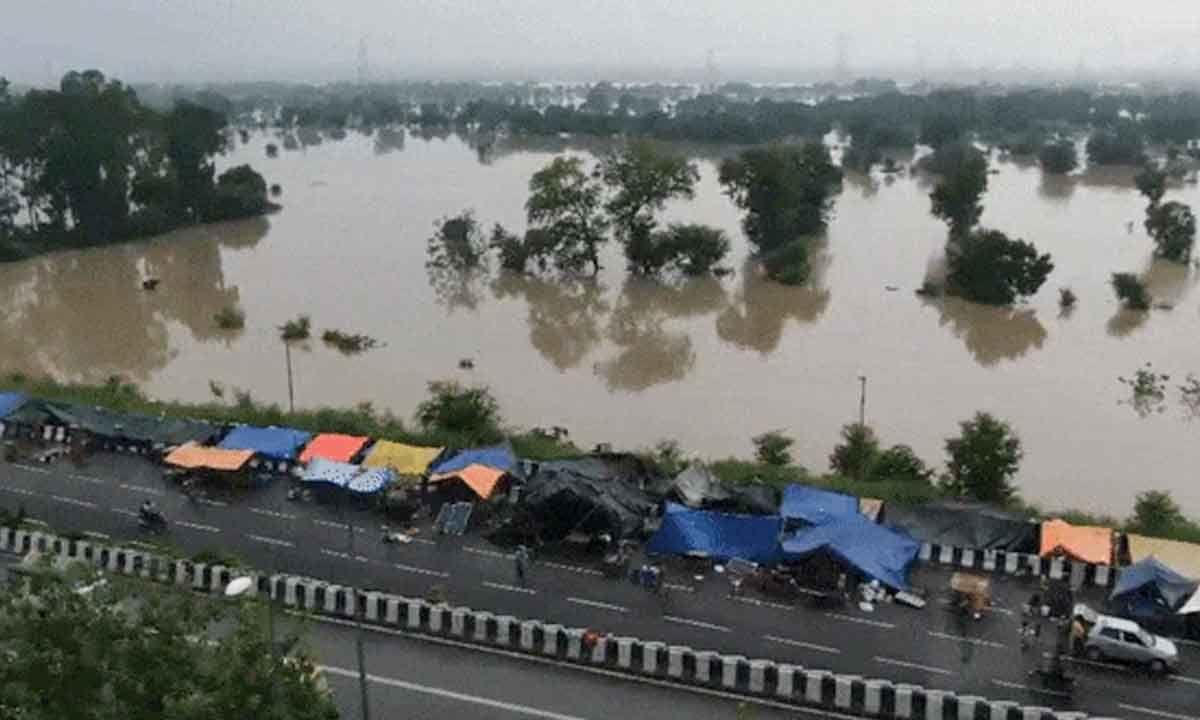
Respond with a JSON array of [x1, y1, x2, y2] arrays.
[[2, 131, 1199, 517]]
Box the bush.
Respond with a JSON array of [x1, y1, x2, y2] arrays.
[[868, 445, 934, 485], [415, 381, 502, 442], [752, 430, 794, 467], [206, 165, 271, 220], [663, 224, 730, 276], [1129, 490, 1185, 536], [426, 210, 487, 271], [1145, 201, 1196, 262], [1111, 272, 1151, 310], [213, 306, 246, 330], [828, 423, 880, 481], [761, 238, 811, 285], [321, 330, 380, 354]]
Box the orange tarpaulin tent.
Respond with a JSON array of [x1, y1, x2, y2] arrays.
[[1040, 519, 1113, 565], [164, 442, 254, 471], [299, 433, 369, 464], [430, 464, 505, 500]]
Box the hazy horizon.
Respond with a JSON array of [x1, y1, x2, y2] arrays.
[[4, 1, 1200, 86]]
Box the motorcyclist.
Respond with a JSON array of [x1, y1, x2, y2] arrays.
[[139, 499, 162, 525]]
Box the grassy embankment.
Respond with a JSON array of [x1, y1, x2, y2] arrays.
[[4, 374, 1200, 545]]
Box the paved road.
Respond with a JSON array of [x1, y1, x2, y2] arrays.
[[3, 453, 1199, 719]]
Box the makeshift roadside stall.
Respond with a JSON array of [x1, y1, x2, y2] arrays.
[[1, 398, 217, 457], [362, 440, 444, 480], [217, 425, 313, 475], [664, 465, 778, 515], [0, 392, 26, 460], [883, 500, 1038, 552], [1040, 519, 1114, 566], [429, 464, 507, 501], [498, 457, 654, 547], [780, 484, 859, 529], [646, 503, 783, 565], [1109, 556, 1199, 636], [428, 443, 518, 478], [163, 442, 254, 490], [301, 457, 393, 504], [781, 514, 921, 608], [298, 433, 369, 464]]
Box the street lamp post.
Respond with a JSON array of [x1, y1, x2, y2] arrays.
[[858, 375, 867, 426]]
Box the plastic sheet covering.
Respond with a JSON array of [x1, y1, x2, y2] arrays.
[[1110, 557, 1198, 610], [1040, 519, 1114, 565], [780, 484, 859, 526], [782, 514, 921, 590], [298, 433, 369, 464], [218, 425, 313, 462], [302, 458, 361, 487], [0, 392, 28, 419], [362, 441, 444, 475], [518, 459, 654, 541], [164, 442, 253, 471], [1126, 534, 1200, 581], [4, 399, 217, 446], [430, 464, 505, 500], [646, 502, 783, 565], [429, 444, 517, 476], [347, 467, 393, 494], [883, 501, 1039, 552]]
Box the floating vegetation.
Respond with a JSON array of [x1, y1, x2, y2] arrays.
[[321, 329, 382, 354], [213, 306, 245, 330]]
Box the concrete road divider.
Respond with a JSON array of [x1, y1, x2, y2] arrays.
[[0, 527, 1122, 720]]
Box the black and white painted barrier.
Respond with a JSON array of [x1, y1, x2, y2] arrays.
[[917, 543, 1115, 589], [0, 527, 1117, 720]]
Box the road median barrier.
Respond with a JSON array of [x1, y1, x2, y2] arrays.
[[0, 527, 1120, 720]]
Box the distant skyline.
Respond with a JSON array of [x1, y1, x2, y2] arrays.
[[3, 1, 1199, 86]]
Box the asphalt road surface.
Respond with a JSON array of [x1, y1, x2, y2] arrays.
[[2, 453, 1199, 719]]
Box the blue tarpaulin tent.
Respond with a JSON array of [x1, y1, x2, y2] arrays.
[[1111, 557, 1199, 613], [430, 444, 517, 476], [218, 425, 313, 462], [780, 484, 859, 526], [0, 392, 28, 420], [646, 502, 782, 565], [782, 515, 921, 590]]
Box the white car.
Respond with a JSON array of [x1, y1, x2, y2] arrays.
[[1084, 614, 1180, 674]]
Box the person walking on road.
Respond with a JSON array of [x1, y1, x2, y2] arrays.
[[514, 545, 531, 587]]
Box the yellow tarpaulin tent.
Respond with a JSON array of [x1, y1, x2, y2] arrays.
[[1127, 534, 1200, 581], [362, 440, 443, 475]]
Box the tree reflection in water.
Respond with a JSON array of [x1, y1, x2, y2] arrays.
[[716, 251, 831, 355], [0, 216, 267, 382], [490, 272, 609, 371], [930, 296, 1047, 366]]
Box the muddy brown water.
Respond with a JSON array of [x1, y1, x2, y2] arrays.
[[2, 132, 1198, 516]]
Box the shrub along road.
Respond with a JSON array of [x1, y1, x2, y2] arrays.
[[2, 453, 1198, 719]]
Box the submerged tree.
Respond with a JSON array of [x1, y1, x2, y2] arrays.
[[1111, 272, 1151, 310], [1145, 201, 1196, 262], [598, 140, 699, 271], [928, 143, 989, 240], [426, 210, 488, 271], [719, 143, 842, 284], [946, 229, 1054, 305], [525, 156, 609, 274], [1038, 139, 1078, 174]]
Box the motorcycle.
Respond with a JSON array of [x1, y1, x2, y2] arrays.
[[138, 510, 168, 534]]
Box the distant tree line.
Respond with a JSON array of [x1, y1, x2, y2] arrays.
[[0, 70, 272, 261]]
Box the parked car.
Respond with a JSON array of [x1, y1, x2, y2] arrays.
[[1084, 614, 1180, 674]]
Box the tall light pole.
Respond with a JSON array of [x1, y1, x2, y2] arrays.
[[858, 375, 867, 427]]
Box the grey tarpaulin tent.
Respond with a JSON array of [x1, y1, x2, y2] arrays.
[[665, 465, 779, 515], [514, 457, 656, 542], [883, 500, 1038, 552], [4, 399, 217, 448]]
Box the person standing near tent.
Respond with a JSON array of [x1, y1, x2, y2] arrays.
[[514, 545, 531, 587]]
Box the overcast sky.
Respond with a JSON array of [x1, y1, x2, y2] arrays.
[[3, 0, 1198, 85]]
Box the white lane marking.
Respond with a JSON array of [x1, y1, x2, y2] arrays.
[[308, 614, 873, 720], [764, 634, 841, 655], [825, 612, 895, 630], [1119, 704, 1200, 720], [0, 486, 36, 496], [1060, 655, 1125, 671], [112, 508, 138, 517], [663, 615, 731, 633], [320, 665, 590, 720], [466, 545, 510, 560], [543, 561, 604, 577], [13, 463, 49, 474], [314, 519, 346, 530], [873, 657, 955, 676], [410, 537, 436, 546], [176, 520, 221, 534], [196, 498, 228, 508], [937, 599, 1013, 616], [83, 530, 110, 540], [118, 483, 164, 496], [394, 562, 449, 579], [67, 472, 104, 485], [733, 596, 795, 612], [1171, 675, 1200, 687], [249, 507, 298, 521], [482, 581, 536, 595], [991, 679, 1070, 698], [567, 597, 628, 613], [321, 549, 369, 563], [663, 582, 695, 593], [247, 534, 293, 548], [48, 494, 97, 509], [928, 630, 1007, 649]]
